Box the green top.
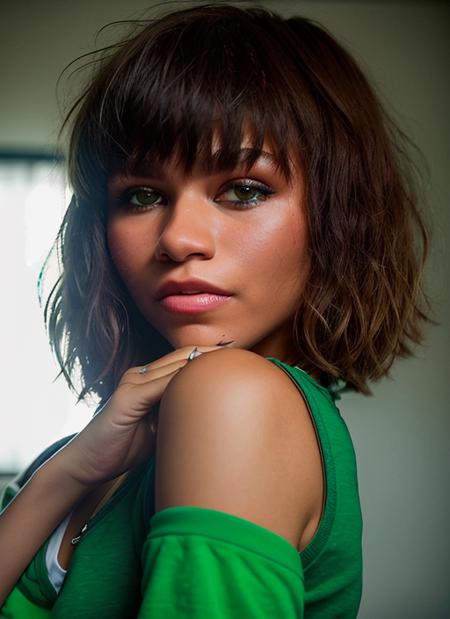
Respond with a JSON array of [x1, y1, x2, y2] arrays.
[[0, 358, 363, 618]]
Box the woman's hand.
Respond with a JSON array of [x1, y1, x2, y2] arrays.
[[56, 345, 224, 487], [0, 345, 226, 606]]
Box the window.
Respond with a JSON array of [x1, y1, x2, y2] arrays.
[[0, 154, 92, 474]]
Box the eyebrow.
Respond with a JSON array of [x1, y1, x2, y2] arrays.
[[112, 148, 281, 182]]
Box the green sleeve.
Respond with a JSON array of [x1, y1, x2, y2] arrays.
[[138, 505, 304, 618], [0, 588, 51, 619], [0, 480, 52, 619]]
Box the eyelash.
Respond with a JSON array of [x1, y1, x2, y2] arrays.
[[118, 180, 275, 212]]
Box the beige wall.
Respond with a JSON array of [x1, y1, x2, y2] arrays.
[[1, 1, 449, 616]]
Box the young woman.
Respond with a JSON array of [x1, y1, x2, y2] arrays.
[[0, 4, 429, 618]]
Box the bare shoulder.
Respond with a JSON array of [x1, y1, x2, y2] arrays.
[[161, 347, 304, 415], [155, 348, 323, 551]]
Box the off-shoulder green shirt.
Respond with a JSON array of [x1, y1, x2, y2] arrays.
[[1, 358, 363, 618]]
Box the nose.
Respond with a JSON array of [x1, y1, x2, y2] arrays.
[[155, 192, 216, 263]]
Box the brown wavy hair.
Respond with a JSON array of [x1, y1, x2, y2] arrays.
[[43, 3, 431, 402]]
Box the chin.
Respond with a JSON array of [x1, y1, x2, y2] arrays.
[[162, 326, 236, 349]]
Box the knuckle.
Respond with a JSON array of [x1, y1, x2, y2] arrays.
[[179, 345, 194, 355], [123, 365, 140, 376]]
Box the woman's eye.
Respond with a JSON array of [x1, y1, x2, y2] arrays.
[[126, 188, 163, 209], [117, 181, 274, 211], [218, 181, 274, 208]]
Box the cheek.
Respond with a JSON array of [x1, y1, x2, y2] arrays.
[[281, 218, 309, 279], [106, 221, 149, 280], [239, 206, 309, 287]]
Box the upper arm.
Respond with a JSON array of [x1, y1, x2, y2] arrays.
[[154, 348, 323, 550]]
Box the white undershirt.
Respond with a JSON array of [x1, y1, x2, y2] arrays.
[[45, 513, 70, 593], [44, 472, 126, 593]]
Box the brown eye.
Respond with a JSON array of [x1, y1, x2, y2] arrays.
[[218, 181, 274, 208], [233, 185, 260, 201], [129, 188, 163, 208]]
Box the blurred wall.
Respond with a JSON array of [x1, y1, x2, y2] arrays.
[[1, 1, 449, 617]]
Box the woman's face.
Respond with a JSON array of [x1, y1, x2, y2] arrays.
[[107, 137, 309, 363]]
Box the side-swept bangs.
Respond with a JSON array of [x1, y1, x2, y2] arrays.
[[66, 6, 314, 202]]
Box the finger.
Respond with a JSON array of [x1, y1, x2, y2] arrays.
[[121, 358, 188, 385], [129, 344, 227, 375], [114, 366, 185, 416], [151, 345, 227, 369], [122, 360, 180, 385]]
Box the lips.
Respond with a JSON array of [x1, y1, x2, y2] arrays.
[[159, 292, 232, 314], [155, 278, 232, 300]]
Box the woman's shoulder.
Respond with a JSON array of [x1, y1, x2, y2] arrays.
[[160, 347, 322, 440], [161, 347, 333, 431], [155, 348, 324, 551], [163, 347, 307, 407]]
